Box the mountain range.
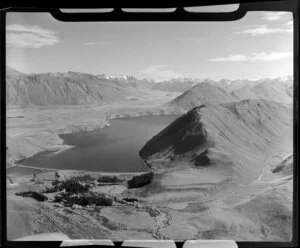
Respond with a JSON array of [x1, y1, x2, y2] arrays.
[[150, 78, 205, 92], [6, 67, 293, 107], [6, 67, 155, 107]]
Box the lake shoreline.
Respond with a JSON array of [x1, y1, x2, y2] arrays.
[[7, 163, 151, 176], [7, 112, 179, 166], [7, 114, 179, 177]]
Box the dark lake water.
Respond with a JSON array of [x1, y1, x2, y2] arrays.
[[16, 115, 178, 172]]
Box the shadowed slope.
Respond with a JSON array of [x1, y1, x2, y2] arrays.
[[139, 105, 208, 160], [140, 99, 292, 179]]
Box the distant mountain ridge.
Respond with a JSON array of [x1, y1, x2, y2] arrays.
[[151, 76, 293, 93], [96, 74, 155, 90], [150, 78, 215, 92], [6, 67, 155, 107]]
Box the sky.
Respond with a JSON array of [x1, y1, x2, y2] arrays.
[[6, 7, 293, 81]]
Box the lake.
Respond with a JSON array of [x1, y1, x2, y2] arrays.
[[15, 115, 178, 172]]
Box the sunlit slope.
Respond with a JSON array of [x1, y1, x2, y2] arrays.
[[232, 78, 293, 104], [167, 82, 238, 112], [6, 71, 152, 107]]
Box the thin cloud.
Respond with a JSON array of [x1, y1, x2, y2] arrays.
[[234, 24, 291, 36], [141, 65, 183, 81], [260, 12, 289, 21], [6, 24, 59, 48], [209, 52, 292, 62]]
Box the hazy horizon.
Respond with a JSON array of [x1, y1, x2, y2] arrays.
[[7, 65, 293, 83]]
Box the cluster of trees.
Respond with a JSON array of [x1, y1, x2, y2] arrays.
[[42, 176, 113, 207], [15, 191, 48, 202], [17, 171, 154, 207], [122, 197, 138, 203], [54, 192, 112, 207], [71, 174, 94, 182], [127, 172, 154, 188], [97, 175, 119, 183], [44, 177, 91, 194], [58, 178, 90, 193]]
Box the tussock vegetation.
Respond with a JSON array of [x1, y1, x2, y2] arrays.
[[127, 172, 154, 188], [15, 191, 48, 202]]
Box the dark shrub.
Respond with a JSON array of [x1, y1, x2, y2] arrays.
[[55, 171, 60, 179], [53, 193, 64, 203], [99, 216, 120, 230], [59, 178, 90, 194], [52, 180, 60, 186], [127, 172, 154, 188], [122, 197, 138, 203], [76, 193, 112, 206], [42, 180, 62, 194], [15, 191, 48, 202], [56, 192, 113, 207], [46, 177, 91, 194], [92, 194, 113, 206], [144, 206, 160, 217], [97, 176, 119, 183], [73, 174, 94, 182], [43, 186, 59, 193], [113, 197, 127, 204]]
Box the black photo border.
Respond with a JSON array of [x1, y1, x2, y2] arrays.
[[0, 1, 298, 248]]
